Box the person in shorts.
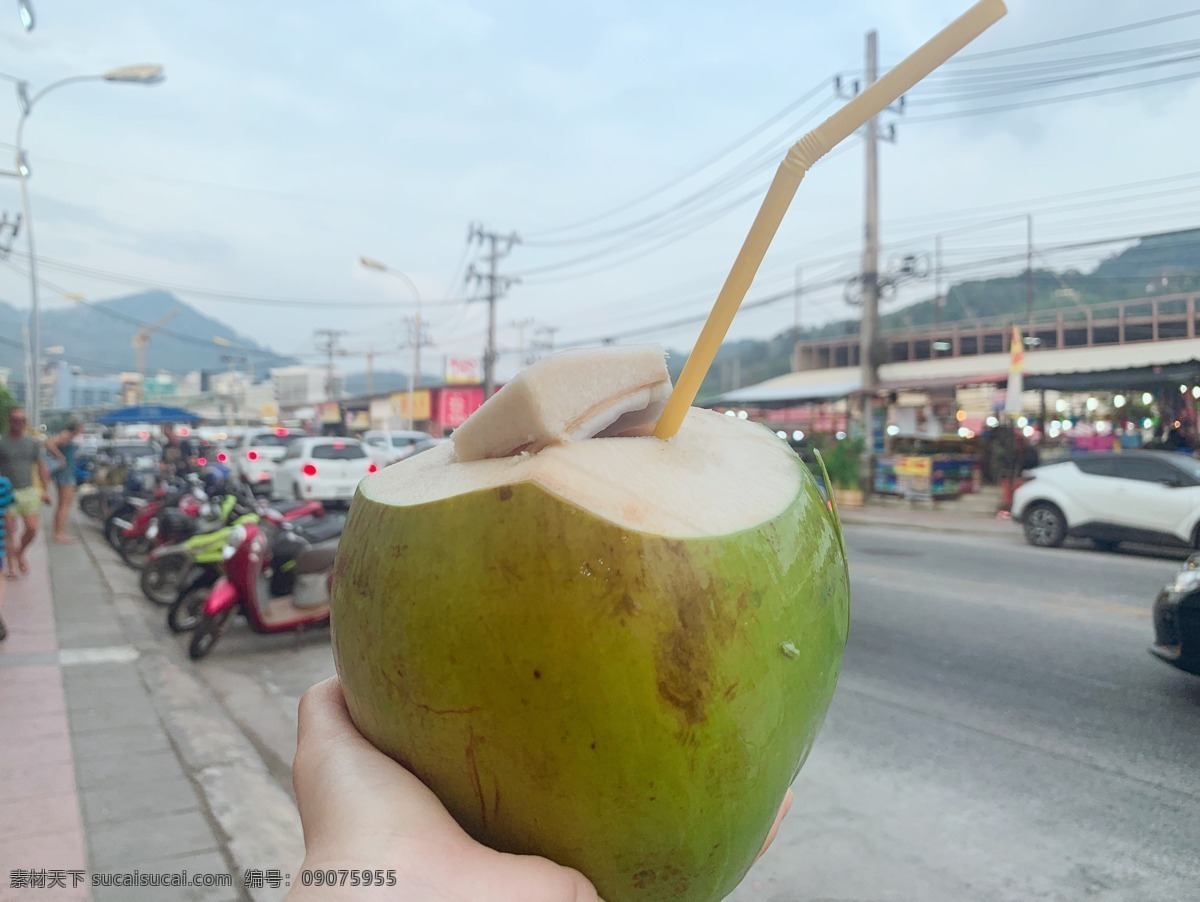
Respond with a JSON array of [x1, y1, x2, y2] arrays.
[[45, 418, 83, 543], [0, 472, 11, 640], [0, 407, 52, 580]]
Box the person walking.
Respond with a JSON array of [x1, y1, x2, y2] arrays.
[[0, 407, 51, 580], [0, 470, 12, 639], [45, 418, 83, 544]]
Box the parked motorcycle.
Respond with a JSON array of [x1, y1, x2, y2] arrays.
[[188, 512, 345, 660], [140, 493, 244, 605], [163, 498, 325, 628], [114, 481, 207, 570]]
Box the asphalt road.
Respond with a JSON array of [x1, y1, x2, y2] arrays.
[[185, 524, 1200, 902]]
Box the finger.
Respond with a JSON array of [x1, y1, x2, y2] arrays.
[[756, 789, 794, 861]]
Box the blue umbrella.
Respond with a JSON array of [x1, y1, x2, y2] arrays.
[[95, 404, 203, 424]]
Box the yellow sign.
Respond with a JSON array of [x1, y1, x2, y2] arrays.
[[895, 456, 932, 477], [259, 402, 278, 420], [391, 390, 431, 422]]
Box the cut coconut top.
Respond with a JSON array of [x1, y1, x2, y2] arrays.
[[452, 345, 671, 461], [362, 408, 803, 538]]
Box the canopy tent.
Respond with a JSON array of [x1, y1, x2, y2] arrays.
[[95, 405, 202, 425]]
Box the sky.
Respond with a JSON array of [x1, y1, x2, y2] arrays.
[[1, 0, 1200, 382]]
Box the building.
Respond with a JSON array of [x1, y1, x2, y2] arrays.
[[270, 366, 343, 411], [44, 358, 123, 412]]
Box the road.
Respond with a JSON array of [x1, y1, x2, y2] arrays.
[[171, 523, 1200, 901]]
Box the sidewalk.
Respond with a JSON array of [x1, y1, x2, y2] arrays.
[[1, 513, 303, 902], [837, 499, 1019, 538]]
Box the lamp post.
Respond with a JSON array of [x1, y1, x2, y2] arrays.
[[360, 256, 424, 429], [3, 63, 164, 429]]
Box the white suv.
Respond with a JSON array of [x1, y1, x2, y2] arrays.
[[1013, 451, 1200, 552], [232, 428, 301, 495], [361, 430, 433, 469]]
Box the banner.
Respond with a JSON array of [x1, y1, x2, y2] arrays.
[[1004, 325, 1025, 415], [445, 357, 480, 384], [320, 401, 342, 425], [391, 390, 431, 422], [437, 386, 484, 429]]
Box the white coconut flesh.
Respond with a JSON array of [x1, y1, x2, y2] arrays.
[[363, 347, 801, 540]]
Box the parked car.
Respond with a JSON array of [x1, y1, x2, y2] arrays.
[[1150, 553, 1200, 676], [1013, 451, 1200, 551], [273, 436, 377, 504], [232, 428, 301, 495], [361, 430, 434, 468]]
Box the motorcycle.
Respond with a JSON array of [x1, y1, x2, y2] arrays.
[[114, 480, 206, 570], [140, 492, 244, 605], [163, 498, 325, 628], [188, 511, 345, 660]]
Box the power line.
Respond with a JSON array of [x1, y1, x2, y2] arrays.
[[904, 69, 1200, 123], [13, 253, 462, 309], [522, 79, 832, 239]]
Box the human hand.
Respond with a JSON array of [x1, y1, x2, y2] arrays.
[[289, 678, 792, 901], [42, 492, 52, 506]]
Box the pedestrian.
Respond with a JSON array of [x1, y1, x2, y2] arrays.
[[45, 418, 83, 544], [0, 407, 52, 581], [0, 470, 12, 640], [160, 423, 197, 478]]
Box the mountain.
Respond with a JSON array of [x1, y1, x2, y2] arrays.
[[689, 227, 1200, 402], [0, 290, 296, 379]]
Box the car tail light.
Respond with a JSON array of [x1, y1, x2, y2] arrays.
[[302, 463, 318, 477], [368, 463, 378, 474], [197, 457, 207, 466], [274, 427, 288, 437], [217, 452, 228, 463], [247, 450, 259, 461], [333, 441, 345, 450]]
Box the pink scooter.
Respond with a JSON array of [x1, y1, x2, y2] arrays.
[[187, 512, 345, 660]]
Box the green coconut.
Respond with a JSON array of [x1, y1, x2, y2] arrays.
[[331, 346, 849, 902]]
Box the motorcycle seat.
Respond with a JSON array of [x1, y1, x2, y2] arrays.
[[295, 538, 339, 575], [292, 514, 345, 546]]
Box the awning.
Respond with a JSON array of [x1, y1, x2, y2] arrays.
[[95, 405, 202, 424]]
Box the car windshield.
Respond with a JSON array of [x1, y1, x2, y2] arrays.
[[391, 436, 420, 447], [312, 443, 366, 460], [249, 434, 297, 447]]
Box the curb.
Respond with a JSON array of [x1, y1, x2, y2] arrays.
[[77, 527, 305, 902], [838, 509, 1016, 538]]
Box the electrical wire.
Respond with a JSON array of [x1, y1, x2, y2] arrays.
[[522, 79, 832, 239]]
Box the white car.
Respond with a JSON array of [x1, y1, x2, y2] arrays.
[[273, 436, 377, 504], [232, 428, 301, 495], [361, 430, 434, 468], [1013, 451, 1200, 551]]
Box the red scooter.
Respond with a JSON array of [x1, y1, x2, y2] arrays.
[[187, 511, 345, 660]]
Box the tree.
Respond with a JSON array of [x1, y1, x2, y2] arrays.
[[0, 382, 13, 426]]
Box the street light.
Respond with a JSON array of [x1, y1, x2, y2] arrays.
[[17, 0, 33, 32], [2, 63, 164, 429], [359, 255, 424, 429]]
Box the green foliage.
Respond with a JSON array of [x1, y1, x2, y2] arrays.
[[0, 382, 13, 425], [813, 435, 863, 490]]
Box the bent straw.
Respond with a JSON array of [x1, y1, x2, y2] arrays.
[[653, 0, 1007, 440]]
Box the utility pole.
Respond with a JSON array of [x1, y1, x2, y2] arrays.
[[467, 224, 520, 398], [1025, 213, 1034, 323], [794, 265, 803, 334], [400, 317, 433, 429], [859, 29, 881, 494], [530, 325, 559, 363], [314, 328, 347, 401], [365, 346, 374, 396], [934, 234, 943, 329], [511, 317, 535, 366]]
